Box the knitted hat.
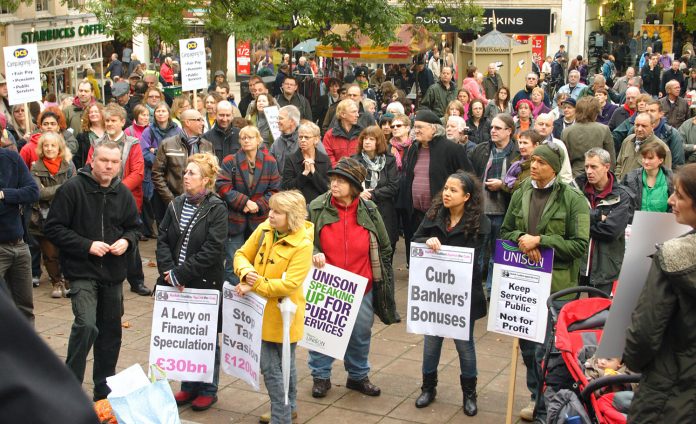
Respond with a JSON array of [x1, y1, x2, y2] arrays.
[[532, 144, 562, 174], [327, 157, 367, 192], [414, 109, 441, 125], [515, 98, 534, 111]]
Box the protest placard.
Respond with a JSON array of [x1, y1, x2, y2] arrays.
[[264, 105, 281, 140], [178, 38, 208, 92], [149, 286, 220, 383], [3, 44, 41, 105], [298, 264, 367, 359], [221, 283, 266, 390], [487, 240, 553, 343], [597, 211, 689, 358], [407, 243, 475, 340]]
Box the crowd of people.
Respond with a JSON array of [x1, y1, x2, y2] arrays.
[[1, 41, 696, 424]]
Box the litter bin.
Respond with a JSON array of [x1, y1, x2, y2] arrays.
[[163, 85, 182, 98]]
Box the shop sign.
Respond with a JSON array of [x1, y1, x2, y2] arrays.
[[417, 8, 553, 35], [21, 24, 106, 44]]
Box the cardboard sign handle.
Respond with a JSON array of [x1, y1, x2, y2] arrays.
[[24, 102, 31, 135]]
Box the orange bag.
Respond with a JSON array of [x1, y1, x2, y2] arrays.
[[94, 399, 118, 424]]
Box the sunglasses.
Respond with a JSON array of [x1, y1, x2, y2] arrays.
[[390, 124, 404, 129]]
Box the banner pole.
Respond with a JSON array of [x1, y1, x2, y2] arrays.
[[505, 337, 520, 424]]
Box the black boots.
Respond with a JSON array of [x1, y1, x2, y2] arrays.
[[461, 376, 478, 416], [415, 372, 437, 408]]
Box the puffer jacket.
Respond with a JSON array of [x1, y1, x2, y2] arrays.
[[29, 158, 75, 236], [575, 172, 634, 287], [621, 165, 674, 213], [234, 220, 314, 343], [309, 192, 397, 324], [500, 179, 590, 294], [624, 231, 696, 424]]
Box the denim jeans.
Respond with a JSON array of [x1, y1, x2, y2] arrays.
[[519, 299, 570, 418], [225, 233, 246, 285], [308, 291, 373, 380], [422, 323, 476, 378], [181, 340, 221, 397], [261, 341, 296, 424], [484, 214, 505, 294], [0, 240, 34, 324], [66, 279, 124, 399]]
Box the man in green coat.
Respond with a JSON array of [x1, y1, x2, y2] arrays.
[[419, 67, 456, 118], [500, 143, 590, 421]]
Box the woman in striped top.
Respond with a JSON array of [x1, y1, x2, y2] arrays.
[[155, 152, 228, 412]]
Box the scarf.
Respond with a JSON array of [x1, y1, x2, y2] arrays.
[[185, 189, 209, 205], [153, 121, 175, 141], [485, 140, 515, 180], [358, 80, 369, 91], [43, 156, 63, 175], [623, 103, 636, 117], [185, 134, 202, 154], [361, 152, 386, 189], [503, 158, 525, 188], [390, 137, 412, 171], [532, 102, 545, 118]]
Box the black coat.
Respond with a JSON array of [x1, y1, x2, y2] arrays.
[[353, 153, 400, 246], [413, 208, 491, 322], [467, 116, 491, 145], [281, 148, 330, 205], [156, 193, 227, 292], [202, 124, 240, 165], [74, 131, 92, 170], [641, 64, 661, 96], [44, 167, 140, 284], [398, 135, 473, 216]]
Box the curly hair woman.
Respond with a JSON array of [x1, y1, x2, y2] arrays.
[[411, 171, 490, 416]]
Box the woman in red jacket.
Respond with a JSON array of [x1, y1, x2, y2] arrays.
[[323, 99, 363, 167]]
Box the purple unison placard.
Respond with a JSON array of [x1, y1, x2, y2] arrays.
[[493, 240, 554, 273]]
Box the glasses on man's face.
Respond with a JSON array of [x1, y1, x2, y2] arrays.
[[390, 124, 404, 129], [187, 118, 204, 122]]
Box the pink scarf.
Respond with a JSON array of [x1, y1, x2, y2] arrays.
[[389, 137, 413, 171]]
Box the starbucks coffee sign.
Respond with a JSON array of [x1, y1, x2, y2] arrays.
[[21, 24, 106, 43]]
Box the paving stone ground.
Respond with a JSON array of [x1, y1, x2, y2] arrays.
[[36, 238, 530, 423]]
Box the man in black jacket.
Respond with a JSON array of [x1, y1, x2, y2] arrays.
[[202, 100, 240, 164], [641, 53, 661, 97], [399, 109, 472, 263], [45, 142, 140, 401]]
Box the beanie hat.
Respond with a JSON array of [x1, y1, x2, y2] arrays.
[[532, 144, 562, 174], [327, 157, 367, 192], [515, 98, 534, 111], [414, 109, 441, 125]]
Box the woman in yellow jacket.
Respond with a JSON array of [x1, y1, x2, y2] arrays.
[[234, 190, 313, 424]]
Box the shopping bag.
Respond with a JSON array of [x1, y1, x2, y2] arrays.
[[108, 365, 181, 424]]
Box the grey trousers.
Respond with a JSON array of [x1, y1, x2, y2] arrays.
[[0, 240, 34, 325]]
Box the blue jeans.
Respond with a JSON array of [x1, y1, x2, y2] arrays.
[[485, 214, 505, 294], [308, 291, 373, 380], [181, 341, 221, 397], [261, 341, 296, 424], [225, 233, 246, 285], [422, 324, 476, 378]]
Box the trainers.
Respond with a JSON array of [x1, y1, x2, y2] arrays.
[[51, 282, 63, 298], [174, 390, 197, 406], [346, 377, 381, 396], [191, 394, 217, 411], [32, 277, 40, 287], [311, 378, 331, 398], [259, 410, 297, 423], [520, 401, 535, 421]]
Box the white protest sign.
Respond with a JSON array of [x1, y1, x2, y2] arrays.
[[178, 38, 208, 91], [299, 264, 367, 359], [407, 243, 474, 340], [487, 240, 554, 343], [149, 286, 220, 382], [221, 283, 266, 390], [3, 44, 42, 105], [264, 105, 281, 141]]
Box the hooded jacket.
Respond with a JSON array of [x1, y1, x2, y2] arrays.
[[322, 120, 363, 168], [624, 231, 696, 424], [44, 166, 140, 284], [87, 133, 144, 211], [0, 149, 39, 243], [234, 220, 314, 343], [420, 80, 457, 117]]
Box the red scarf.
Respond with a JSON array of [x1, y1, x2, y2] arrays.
[[43, 157, 63, 175], [623, 103, 636, 117]]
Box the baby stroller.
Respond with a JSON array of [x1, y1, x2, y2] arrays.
[[538, 287, 641, 424]]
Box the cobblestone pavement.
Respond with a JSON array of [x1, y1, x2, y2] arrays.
[[36, 239, 529, 423]]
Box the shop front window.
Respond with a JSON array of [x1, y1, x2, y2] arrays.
[[0, 3, 14, 14], [35, 0, 49, 12], [68, 0, 84, 10]]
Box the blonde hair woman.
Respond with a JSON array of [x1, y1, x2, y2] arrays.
[[157, 152, 228, 411], [234, 190, 313, 424], [30, 132, 76, 297]]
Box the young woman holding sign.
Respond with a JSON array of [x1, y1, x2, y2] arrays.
[[412, 171, 490, 416], [234, 190, 313, 424]]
